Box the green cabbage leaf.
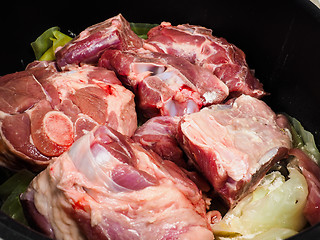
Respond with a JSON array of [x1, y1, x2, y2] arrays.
[[130, 22, 158, 39], [0, 170, 35, 225], [31, 27, 72, 61], [288, 116, 320, 165]]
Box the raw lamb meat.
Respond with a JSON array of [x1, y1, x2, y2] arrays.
[[132, 116, 211, 192], [56, 14, 143, 68], [0, 62, 136, 171], [144, 22, 265, 98], [21, 125, 214, 240], [177, 95, 292, 207], [132, 116, 185, 167], [99, 49, 228, 118]]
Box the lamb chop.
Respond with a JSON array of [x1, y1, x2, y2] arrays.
[[21, 125, 214, 240], [0, 62, 136, 171]]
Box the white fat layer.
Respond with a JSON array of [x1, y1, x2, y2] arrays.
[[202, 91, 218, 104]]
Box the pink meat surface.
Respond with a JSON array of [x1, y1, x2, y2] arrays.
[[178, 95, 291, 207], [0, 62, 136, 171], [56, 14, 143, 68], [21, 126, 214, 240], [145, 22, 265, 98], [132, 116, 211, 192], [99, 49, 228, 118], [132, 116, 185, 167]]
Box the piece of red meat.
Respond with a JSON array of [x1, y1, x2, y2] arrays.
[[132, 116, 211, 192], [55, 14, 143, 68], [0, 62, 136, 171], [132, 116, 185, 167], [21, 125, 214, 240], [177, 95, 291, 207], [289, 148, 320, 226], [144, 22, 266, 98], [99, 49, 228, 118]]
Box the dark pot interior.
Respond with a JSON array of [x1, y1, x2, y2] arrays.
[[0, 0, 319, 239]]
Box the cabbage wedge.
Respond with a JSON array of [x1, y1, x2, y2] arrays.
[[212, 168, 308, 240]]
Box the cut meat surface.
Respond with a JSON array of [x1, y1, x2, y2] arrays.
[[0, 75, 46, 114], [99, 49, 228, 118], [178, 95, 291, 207], [21, 126, 214, 240], [70, 86, 108, 125], [0, 113, 51, 170], [145, 22, 265, 98], [132, 116, 185, 167], [56, 14, 143, 68], [132, 116, 211, 192], [0, 62, 137, 171]]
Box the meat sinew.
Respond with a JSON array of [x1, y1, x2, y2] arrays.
[[99, 49, 228, 118], [21, 125, 214, 240], [177, 95, 292, 207], [55, 14, 143, 68], [0, 62, 137, 171], [144, 22, 265, 98]]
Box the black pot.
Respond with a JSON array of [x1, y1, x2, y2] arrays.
[[0, 0, 319, 239]]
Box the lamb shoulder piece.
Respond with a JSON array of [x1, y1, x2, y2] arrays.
[[21, 125, 214, 240], [99, 49, 228, 118], [144, 22, 265, 98], [56, 14, 143, 68], [177, 95, 291, 207], [0, 62, 136, 171]]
